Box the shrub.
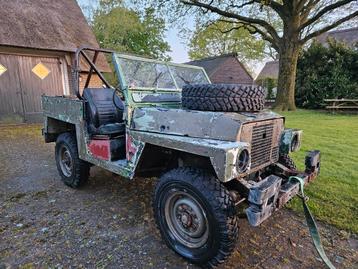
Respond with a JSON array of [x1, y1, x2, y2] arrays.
[[256, 77, 277, 99], [295, 40, 358, 109]]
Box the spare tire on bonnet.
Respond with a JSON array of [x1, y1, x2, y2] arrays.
[[182, 83, 266, 112]]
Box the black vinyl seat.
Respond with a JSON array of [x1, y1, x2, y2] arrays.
[[83, 88, 125, 136]]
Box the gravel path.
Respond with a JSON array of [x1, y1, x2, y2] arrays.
[[0, 124, 357, 269]]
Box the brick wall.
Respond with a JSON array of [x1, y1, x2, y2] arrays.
[[79, 73, 105, 90], [210, 57, 253, 85], [67, 67, 105, 95]]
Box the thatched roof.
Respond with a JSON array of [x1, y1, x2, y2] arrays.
[[0, 0, 110, 72], [316, 27, 358, 47], [186, 53, 253, 84], [255, 61, 279, 81]]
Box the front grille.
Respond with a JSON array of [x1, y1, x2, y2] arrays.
[[251, 123, 274, 169], [271, 146, 279, 162]]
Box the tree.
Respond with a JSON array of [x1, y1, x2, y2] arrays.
[[91, 1, 171, 60], [187, 20, 268, 63], [144, 0, 358, 110], [296, 41, 358, 108]]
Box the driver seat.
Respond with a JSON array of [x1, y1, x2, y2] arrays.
[[83, 88, 125, 136]]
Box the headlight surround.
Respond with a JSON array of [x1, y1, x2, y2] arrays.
[[237, 148, 250, 173]]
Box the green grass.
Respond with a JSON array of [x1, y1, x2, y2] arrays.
[[279, 110, 358, 233]]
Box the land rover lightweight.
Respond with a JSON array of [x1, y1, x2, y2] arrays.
[[42, 47, 321, 267]]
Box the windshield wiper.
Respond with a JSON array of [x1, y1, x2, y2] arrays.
[[152, 71, 163, 87], [177, 74, 191, 84]]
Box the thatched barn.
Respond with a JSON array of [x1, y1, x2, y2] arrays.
[[0, 0, 110, 123]]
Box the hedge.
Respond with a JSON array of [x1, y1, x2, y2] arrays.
[[295, 40, 358, 109]]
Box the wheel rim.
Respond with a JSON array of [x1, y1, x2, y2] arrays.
[[164, 190, 209, 249], [59, 145, 73, 177]]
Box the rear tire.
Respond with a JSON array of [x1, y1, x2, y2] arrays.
[[55, 132, 90, 188], [153, 167, 239, 268]]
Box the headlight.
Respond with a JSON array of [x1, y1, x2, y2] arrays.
[[291, 130, 302, 152], [237, 148, 250, 173], [280, 129, 302, 154]]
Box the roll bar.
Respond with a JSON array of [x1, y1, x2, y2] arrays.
[[74, 46, 114, 99]]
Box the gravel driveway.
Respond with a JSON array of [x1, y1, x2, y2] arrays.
[[0, 124, 357, 269]]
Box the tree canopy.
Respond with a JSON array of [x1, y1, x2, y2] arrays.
[[90, 1, 171, 60], [187, 20, 268, 63]]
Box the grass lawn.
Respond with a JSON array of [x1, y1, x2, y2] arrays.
[[279, 110, 358, 233]]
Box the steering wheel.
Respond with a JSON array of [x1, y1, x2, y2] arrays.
[[113, 87, 124, 110]]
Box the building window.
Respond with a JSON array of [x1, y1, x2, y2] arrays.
[[32, 62, 50, 80]]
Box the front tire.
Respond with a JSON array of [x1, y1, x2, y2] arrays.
[[153, 168, 238, 267], [55, 133, 90, 188], [278, 154, 297, 170]]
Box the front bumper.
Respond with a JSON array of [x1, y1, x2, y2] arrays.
[[245, 150, 321, 227]]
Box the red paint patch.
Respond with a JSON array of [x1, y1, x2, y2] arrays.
[[88, 139, 110, 160], [126, 134, 137, 161]]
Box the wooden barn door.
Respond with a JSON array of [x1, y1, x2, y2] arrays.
[[0, 53, 66, 122], [17, 55, 65, 122], [0, 54, 24, 122]]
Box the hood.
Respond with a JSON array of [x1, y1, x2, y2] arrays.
[[131, 107, 283, 141]]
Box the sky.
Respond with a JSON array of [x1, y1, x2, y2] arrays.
[[77, 0, 264, 76], [165, 27, 192, 63]]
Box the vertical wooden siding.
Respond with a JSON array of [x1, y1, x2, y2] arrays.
[[16, 56, 64, 114], [0, 54, 23, 117], [0, 53, 65, 122]]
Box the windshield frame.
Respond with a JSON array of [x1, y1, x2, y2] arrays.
[[113, 53, 211, 92]]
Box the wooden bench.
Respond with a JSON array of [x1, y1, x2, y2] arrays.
[[324, 99, 358, 112]]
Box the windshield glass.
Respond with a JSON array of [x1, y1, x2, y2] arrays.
[[117, 58, 175, 89], [115, 55, 209, 90], [169, 66, 209, 88]]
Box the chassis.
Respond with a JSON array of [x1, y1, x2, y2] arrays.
[[42, 47, 321, 267]]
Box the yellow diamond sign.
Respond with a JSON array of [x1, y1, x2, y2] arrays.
[[32, 62, 50, 80], [0, 64, 7, 76]]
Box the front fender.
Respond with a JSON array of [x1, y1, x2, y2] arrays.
[[130, 130, 249, 182]]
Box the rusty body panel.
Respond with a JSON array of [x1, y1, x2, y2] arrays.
[[130, 130, 249, 181], [42, 96, 84, 124], [131, 106, 283, 141]]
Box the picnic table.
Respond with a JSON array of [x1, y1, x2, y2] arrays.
[[324, 99, 358, 112]]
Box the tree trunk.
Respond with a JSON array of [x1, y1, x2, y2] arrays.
[[273, 43, 300, 111]]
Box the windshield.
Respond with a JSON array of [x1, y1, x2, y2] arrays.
[[115, 55, 210, 90], [169, 65, 209, 88]]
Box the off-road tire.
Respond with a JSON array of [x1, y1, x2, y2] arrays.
[[279, 154, 297, 170], [153, 167, 239, 268], [182, 84, 265, 112], [55, 132, 90, 188]]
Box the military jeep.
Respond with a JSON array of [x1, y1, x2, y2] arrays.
[[42, 47, 321, 267]]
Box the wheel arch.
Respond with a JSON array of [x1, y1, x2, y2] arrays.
[[43, 117, 76, 143], [129, 131, 247, 182], [134, 143, 216, 178]]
